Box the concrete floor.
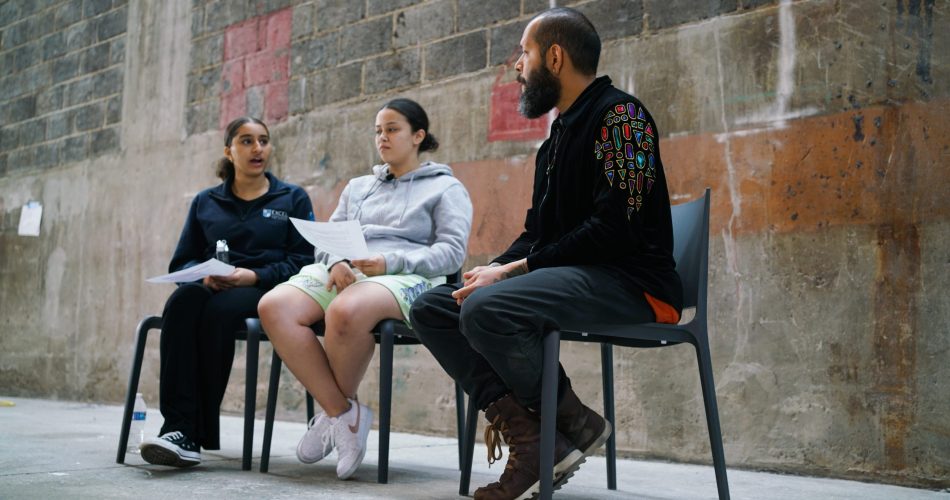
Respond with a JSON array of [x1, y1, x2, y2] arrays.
[[0, 397, 946, 500]]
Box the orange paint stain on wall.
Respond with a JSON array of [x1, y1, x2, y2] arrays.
[[664, 100, 950, 236], [452, 156, 535, 258]]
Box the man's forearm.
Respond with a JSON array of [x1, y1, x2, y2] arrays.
[[500, 259, 530, 279]]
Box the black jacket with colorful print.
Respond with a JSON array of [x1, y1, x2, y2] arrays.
[[492, 76, 683, 312]]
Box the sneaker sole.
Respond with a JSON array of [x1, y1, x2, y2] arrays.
[[336, 442, 367, 480], [140, 442, 200, 468], [296, 441, 332, 464], [296, 449, 329, 464]]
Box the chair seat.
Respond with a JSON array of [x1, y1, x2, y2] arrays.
[[559, 324, 692, 348], [309, 320, 426, 345]]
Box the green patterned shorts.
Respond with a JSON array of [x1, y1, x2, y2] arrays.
[[280, 263, 445, 325]]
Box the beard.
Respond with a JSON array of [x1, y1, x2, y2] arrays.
[[518, 65, 561, 119]]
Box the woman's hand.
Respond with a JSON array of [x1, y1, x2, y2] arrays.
[[351, 254, 386, 277], [203, 268, 258, 291], [327, 261, 357, 291]]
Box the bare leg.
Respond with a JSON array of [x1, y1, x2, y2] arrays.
[[257, 286, 350, 417], [324, 282, 402, 399]]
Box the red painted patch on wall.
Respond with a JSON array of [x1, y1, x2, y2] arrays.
[[219, 7, 291, 129], [487, 81, 550, 142]]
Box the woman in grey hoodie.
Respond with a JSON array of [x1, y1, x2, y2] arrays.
[[257, 98, 473, 480]]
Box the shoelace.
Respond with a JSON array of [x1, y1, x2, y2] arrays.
[[164, 431, 184, 441], [321, 407, 356, 455], [307, 414, 333, 453], [485, 416, 516, 469], [322, 422, 336, 453]]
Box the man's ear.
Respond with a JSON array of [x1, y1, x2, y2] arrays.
[[547, 44, 564, 75]]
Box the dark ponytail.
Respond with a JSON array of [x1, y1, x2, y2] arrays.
[[380, 98, 439, 153], [216, 116, 270, 180]]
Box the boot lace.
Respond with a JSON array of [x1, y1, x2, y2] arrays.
[[484, 416, 518, 470]]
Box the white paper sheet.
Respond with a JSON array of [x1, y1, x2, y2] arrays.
[[17, 201, 42, 237], [290, 218, 370, 260], [146, 258, 236, 283]]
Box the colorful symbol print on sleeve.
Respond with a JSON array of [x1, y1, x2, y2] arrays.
[[594, 102, 656, 219]]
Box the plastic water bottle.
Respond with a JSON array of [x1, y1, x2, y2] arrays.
[[215, 239, 230, 264], [128, 393, 147, 453]]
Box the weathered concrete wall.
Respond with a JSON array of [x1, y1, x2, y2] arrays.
[[1, 0, 947, 488]]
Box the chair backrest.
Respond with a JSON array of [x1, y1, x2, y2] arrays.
[[669, 189, 710, 315]]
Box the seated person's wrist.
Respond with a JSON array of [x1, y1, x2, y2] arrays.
[[329, 259, 351, 271]]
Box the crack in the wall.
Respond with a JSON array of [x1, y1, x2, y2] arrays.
[[713, 22, 748, 365]]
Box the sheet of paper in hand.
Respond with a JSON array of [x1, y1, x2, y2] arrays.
[[290, 218, 371, 260], [146, 258, 236, 283]]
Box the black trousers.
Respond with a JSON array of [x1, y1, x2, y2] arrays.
[[158, 282, 265, 449], [410, 265, 655, 412]]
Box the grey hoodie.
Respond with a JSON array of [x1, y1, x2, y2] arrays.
[[317, 161, 473, 278]]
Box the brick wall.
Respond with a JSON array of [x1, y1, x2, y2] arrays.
[[0, 0, 780, 175], [184, 0, 776, 137], [0, 0, 127, 176]]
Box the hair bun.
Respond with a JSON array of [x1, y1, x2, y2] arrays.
[[420, 132, 439, 153]]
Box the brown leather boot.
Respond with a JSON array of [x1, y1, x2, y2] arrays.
[[557, 386, 612, 457], [474, 394, 584, 500]]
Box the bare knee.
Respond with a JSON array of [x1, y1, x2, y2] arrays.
[[324, 299, 362, 335], [257, 291, 283, 329], [258, 288, 320, 341]]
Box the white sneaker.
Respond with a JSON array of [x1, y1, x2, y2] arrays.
[[332, 399, 373, 480], [296, 412, 334, 463]]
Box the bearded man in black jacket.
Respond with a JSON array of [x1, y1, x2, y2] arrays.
[[411, 7, 683, 499]]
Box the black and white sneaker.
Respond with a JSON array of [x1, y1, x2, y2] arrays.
[[140, 431, 201, 467]]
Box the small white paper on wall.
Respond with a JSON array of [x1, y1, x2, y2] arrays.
[[18, 201, 43, 237]]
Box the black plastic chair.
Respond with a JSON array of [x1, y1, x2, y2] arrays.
[[460, 188, 730, 499], [116, 315, 269, 471], [250, 272, 475, 484]]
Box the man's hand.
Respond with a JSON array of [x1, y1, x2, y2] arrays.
[[451, 259, 529, 305], [327, 261, 357, 291], [351, 254, 386, 277], [203, 268, 258, 291]]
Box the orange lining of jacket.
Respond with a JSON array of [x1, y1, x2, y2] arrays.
[[644, 292, 680, 324]]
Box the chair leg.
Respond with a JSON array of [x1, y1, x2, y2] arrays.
[[600, 343, 617, 490], [459, 391, 479, 496], [306, 393, 314, 421], [243, 319, 261, 471], [455, 382, 465, 470], [260, 349, 282, 473], [116, 316, 161, 464], [539, 330, 561, 500], [695, 339, 730, 500], [377, 321, 395, 484]]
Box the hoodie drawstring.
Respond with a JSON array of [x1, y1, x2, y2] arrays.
[[398, 173, 416, 226]]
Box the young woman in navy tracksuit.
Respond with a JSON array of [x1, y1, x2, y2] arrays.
[[139, 117, 314, 467]]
